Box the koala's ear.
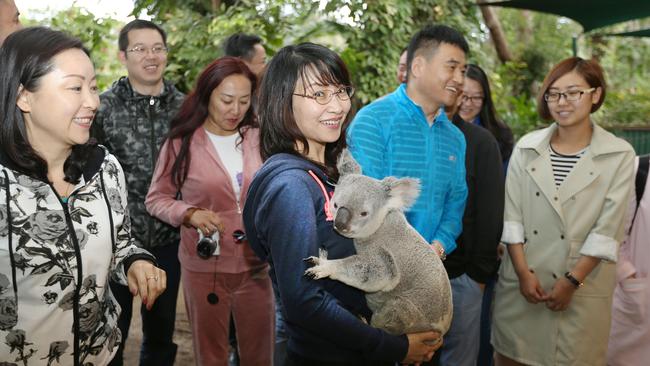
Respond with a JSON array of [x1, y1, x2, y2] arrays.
[[337, 149, 362, 176], [382, 177, 420, 210]]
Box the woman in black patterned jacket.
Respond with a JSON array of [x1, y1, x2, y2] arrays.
[[0, 27, 166, 365]]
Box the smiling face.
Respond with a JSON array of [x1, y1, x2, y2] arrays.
[[458, 77, 484, 122], [292, 68, 351, 163], [546, 70, 601, 129], [410, 42, 466, 112], [17, 48, 99, 152], [119, 28, 167, 92], [204, 73, 252, 136]]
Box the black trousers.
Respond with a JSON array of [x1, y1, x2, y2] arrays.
[[108, 242, 181, 366]]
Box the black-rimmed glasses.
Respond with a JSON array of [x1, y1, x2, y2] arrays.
[[461, 95, 484, 105], [544, 88, 595, 103]]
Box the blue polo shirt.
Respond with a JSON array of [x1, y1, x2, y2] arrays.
[[347, 84, 467, 253]]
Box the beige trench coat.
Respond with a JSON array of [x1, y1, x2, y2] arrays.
[[492, 123, 634, 366]]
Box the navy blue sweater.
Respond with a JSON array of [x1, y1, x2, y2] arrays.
[[243, 153, 408, 362]]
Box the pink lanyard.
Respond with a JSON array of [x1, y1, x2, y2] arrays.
[[307, 170, 333, 222]]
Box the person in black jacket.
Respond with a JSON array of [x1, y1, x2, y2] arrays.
[[430, 68, 505, 366]]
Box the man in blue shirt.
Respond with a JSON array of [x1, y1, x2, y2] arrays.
[[348, 24, 471, 365], [349, 24, 468, 259]]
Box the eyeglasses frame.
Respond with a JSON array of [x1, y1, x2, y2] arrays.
[[293, 86, 355, 105]]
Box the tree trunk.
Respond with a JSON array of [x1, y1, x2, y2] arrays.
[[477, 1, 513, 63], [212, 0, 221, 11]]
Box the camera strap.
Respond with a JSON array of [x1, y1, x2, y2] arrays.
[[307, 170, 333, 222]]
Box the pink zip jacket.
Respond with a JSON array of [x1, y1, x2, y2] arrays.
[[145, 126, 265, 273], [607, 156, 650, 366]]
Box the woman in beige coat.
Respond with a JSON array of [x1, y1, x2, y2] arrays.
[[492, 57, 634, 366]]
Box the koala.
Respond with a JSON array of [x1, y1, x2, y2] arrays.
[[305, 149, 453, 336]]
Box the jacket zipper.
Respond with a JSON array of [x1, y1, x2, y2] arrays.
[[148, 96, 156, 247], [52, 186, 84, 366]]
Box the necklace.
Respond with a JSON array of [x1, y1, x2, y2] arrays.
[[60, 181, 73, 203]]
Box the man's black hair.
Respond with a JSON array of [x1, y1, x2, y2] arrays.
[[223, 33, 263, 61]]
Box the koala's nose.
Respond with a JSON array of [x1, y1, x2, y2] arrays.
[[334, 207, 351, 232]]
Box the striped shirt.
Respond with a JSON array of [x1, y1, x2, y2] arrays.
[[347, 84, 467, 253], [549, 145, 587, 187]]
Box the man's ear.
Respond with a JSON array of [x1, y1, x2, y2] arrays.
[[118, 51, 127, 65], [16, 84, 31, 113], [410, 55, 424, 79]]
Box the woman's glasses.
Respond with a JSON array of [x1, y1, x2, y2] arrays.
[[544, 88, 595, 103], [293, 86, 355, 105]]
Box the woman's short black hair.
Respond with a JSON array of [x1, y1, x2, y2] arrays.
[[0, 26, 96, 183], [257, 42, 354, 179]]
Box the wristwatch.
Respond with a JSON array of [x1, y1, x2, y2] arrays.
[[564, 272, 584, 289]]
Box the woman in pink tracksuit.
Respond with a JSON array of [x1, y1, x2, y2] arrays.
[[607, 156, 650, 366], [146, 56, 273, 365]]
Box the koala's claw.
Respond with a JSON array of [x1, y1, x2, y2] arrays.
[[303, 256, 320, 265], [304, 265, 331, 280]]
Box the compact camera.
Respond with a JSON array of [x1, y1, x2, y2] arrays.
[[196, 229, 220, 259]]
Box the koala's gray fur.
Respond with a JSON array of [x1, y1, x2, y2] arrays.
[[305, 149, 453, 336]]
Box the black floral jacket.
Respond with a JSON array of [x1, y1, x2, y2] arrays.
[[0, 147, 153, 365]]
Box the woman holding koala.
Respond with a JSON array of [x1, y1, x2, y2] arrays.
[[242, 42, 441, 366], [145, 56, 273, 365]]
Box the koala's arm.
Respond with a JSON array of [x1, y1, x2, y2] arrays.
[[312, 249, 400, 293]]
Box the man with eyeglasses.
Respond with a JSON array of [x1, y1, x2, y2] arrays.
[[91, 19, 185, 366]]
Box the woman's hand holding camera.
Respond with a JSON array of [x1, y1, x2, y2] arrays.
[[127, 260, 167, 310], [187, 209, 225, 236]]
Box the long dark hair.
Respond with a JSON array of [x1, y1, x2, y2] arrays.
[[257, 42, 354, 179], [165, 56, 257, 190], [0, 26, 97, 183], [456, 64, 514, 162]]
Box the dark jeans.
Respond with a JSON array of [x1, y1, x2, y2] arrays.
[[109, 242, 181, 366], [477, 276, 497, 366]]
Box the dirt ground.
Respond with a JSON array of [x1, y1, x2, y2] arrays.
[[122, 286, 196, 365]]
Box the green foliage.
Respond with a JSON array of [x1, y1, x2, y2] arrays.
[[39, 7, 124, 91], [31, 0, 650, 134], [157, 0, 326, 92], [329, 0, 480, 104]]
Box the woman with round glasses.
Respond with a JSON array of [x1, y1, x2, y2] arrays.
[[492, 57, 634, 366], [145, 56, 273, 365], [243, 42, 441, 366]]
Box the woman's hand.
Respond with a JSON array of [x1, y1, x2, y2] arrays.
[[402, 331, 443, 365], [188, 209, 224, 236], [517, 270, 548, 304], [127, 260, 167, 310], [545, 277, 576, 311]]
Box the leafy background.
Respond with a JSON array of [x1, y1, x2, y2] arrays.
[[26, 0, 650, 138]]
